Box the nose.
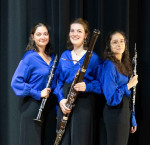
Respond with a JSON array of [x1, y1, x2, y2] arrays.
[[72, 31, 78, 35], [117, 42, 121, 46], [40, 34, 45, 39]]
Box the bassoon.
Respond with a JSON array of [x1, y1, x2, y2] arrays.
[[131, 43, 137, 112], [34, 55, 58, 122], [54, 29, 100, 145]]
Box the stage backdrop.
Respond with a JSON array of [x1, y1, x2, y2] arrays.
[[0, 0, 150, 145]]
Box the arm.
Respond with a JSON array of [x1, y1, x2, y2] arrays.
[[102, 61, 131, 106], [130, 110, 137, 133], [11, 60, 41, 100], [53, 65, 71, 114], [74, 54, 103, 94], [85, 63, 103, 94]]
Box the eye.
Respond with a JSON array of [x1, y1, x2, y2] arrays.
[[36, 33, 41, 36], [70, 29, 74, 33], [44, 32, 49, 36], [120, 40, 124, 43], [78, 30, 81, 33], [112, 41, 118, 45]]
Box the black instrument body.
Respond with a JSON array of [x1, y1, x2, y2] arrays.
[[34, 55, 58, 122]]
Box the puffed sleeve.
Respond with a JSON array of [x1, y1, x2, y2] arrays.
[[102, 61, 131, 106], [130, 110, 137, 127], [11, 60, 41, 100], [85, 64, 102, 94], [85, 54, 103, 94]]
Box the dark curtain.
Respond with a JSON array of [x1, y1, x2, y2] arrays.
[[0, 0, 149, 145]]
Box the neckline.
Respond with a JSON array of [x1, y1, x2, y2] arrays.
[[36, 51, 52, 66], [70, 50, 86, 65]]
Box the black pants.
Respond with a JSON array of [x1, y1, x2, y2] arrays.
[[101, 97, 130, 145], [19, 94, 56, 145]]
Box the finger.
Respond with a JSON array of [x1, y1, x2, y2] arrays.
[[64, 106, 71, 111], [133, 126, 137, 132], [62, 108, 70, 114], [47, 88, 51, 92], [74, 86, 79, 91], [130, 127, 133, 133]]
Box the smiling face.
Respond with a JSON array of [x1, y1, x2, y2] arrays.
[[69, 23, 87, 48], [32, 26, 50, 50], [110, 32, 126, 60]]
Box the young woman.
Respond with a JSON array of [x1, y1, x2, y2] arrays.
[[100, 30, 138, 145], [54, 18, 102, 145], [11, 23, 57, 145]]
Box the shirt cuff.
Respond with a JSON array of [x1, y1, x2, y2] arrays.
[[124, 84, 131, 97], [57, 96, 65, 103], [29, 89, 41, 100], [131, 112, 137, 127], [85, 82, 91, 92]]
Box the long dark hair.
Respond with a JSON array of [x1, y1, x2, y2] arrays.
[[26, 22, 52, 56], [67, 18, 90, 50], [104, 30, 133, 77]]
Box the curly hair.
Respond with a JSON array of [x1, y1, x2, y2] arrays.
[[67, 18, 90, 50], [104, 30, 133, 77], [26, 22, 52, 56]]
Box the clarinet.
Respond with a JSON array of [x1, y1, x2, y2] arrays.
[[131, 43, 137, 112], [34, 55, 58, 122], [54, 29, 100, 145]]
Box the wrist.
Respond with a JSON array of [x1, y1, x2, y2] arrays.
[[127, 83, 132, 90]]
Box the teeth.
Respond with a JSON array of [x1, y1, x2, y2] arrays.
[[72, 37, 79, 40]]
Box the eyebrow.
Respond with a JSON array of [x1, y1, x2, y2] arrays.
[[112, 38, 124, 41]]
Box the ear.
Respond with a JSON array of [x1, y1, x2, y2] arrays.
[[31, 34, 34, 40], [84, 33, 88, 39]]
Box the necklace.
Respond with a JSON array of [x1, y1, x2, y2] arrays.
[[73, 48, 85, 56]]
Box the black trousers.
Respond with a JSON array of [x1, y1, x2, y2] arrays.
[[101, 97, 130, 145], [19, 94, 56, 145]]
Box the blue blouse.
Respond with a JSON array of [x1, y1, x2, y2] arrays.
[[53, 50, 102, 103], [100, 59, 137, 127], [11, 50, 57, 100]]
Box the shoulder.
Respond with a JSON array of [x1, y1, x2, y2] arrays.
[[59, 50, 71, 62], [60, 50, 71, 58], [91, 51, 102, 64], [22, 50, 37, 64], [103, 59, 117, 74], [103, 59, 115, 68]]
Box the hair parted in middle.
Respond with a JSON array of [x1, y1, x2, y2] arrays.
[[67, 18, 90, 50], [26, 22, 53, 56], [104, 30, 133, 77]]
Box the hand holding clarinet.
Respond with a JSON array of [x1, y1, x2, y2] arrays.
[[34, 55, 58, 123], [127, 43, 138, 93]]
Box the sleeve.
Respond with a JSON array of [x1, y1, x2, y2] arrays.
[[53, 61, 65, 103], [130, 111, 137, 127], [85, 56, 103, 94], [102, 62, 131, 106], [11, 60, 41, 100], [85, 64, 102, 94]]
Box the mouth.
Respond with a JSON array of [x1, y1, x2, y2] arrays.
[[71, 36, 79, 40], [116, 47, 121, 50], [40, 40, 47, 43]]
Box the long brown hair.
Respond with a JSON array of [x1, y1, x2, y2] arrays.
[[26, 22, 52, 56], [104, 30, 133, 77], [67, 18, 90, 50]]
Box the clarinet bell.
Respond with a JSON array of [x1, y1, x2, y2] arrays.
[[33, 118, 42, 123]]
